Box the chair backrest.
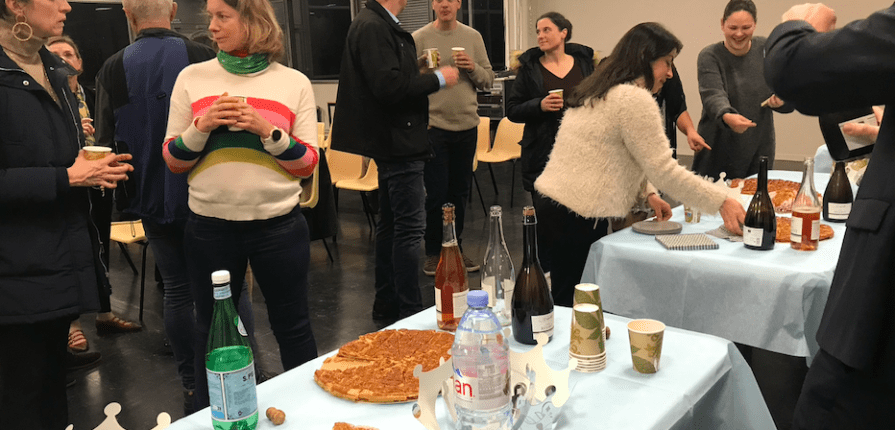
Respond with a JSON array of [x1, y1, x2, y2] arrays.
[[317, 122, 325, 149], [473, 116, 490, 171], [299, 154, 321, 209], [491, 117, 524, 158], [327, 148, 365, 185]]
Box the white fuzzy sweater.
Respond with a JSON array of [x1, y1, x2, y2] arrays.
[[535, 83, 728, 219]]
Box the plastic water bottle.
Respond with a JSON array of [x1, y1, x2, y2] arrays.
[[206, 270, 258, 430], [451, 290, 512, 430]]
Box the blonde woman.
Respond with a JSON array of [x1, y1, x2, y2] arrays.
[[163, 0, 319, 408]]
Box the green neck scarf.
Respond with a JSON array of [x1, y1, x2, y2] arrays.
[[217, 51, 269, 75]]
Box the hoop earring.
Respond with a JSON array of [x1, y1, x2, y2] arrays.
[[12, 15, 33, 42]]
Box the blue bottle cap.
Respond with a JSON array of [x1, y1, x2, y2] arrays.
[[468, 290, 489, 307]]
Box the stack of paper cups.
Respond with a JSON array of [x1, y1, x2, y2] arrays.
[[573, 283, 606, 342], [569, 303, 606, 372]]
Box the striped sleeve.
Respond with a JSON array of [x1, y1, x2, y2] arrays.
[[270, 134, 318, 178]]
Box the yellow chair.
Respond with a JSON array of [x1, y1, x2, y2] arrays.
[[317, 122, 326, 150], [477, 117, 524, 206], [109, 220, 148, 322], [470, 117, 490, 215], [335, 159, 379, 231]]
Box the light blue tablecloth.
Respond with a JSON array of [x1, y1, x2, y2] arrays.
[[582, 171, 848, 361], [168, 307, 773, 430]]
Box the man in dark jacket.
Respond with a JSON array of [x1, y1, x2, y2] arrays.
[[332, 0, 458, 320], [764, 3, 895, 428], [93, 0, 216, 413]]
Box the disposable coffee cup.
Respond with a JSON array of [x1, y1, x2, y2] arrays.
[[627, 319, 665, 374], [548, 89, 563, 98], [423, 48, 439, 68], [83, 146, 111, 160], [451, 47, 465, 56], [228, 96, 247, 132], [573, 283, 602, 310], [570, 303, 604, 357]]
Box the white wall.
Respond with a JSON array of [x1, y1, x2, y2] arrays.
[[525, 0, 883, 162]]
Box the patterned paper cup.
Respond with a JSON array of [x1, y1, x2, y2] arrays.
[[573, 283, 602, 309], [83, 146, 111, 160], [570, 303, 604, 357], [627, 319, 665, 374]]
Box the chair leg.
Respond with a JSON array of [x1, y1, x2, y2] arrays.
[[359, 192, 375, 231], [333, 187, 340, 212], [487, 164, 499, 195], [472, 173, 487, 216], [117, 242, 138, 275], [321, 237, 335, 263], [139, 242, 147, 323], [510, 160, 518, 208]]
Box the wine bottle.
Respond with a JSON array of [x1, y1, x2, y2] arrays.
[[791, 158, 822, 251], [435, 203, 468, 331], [206, 271, 258, 430], [823, 161, 853, 222], [511, 206, 554, 345], [482, 205, 515, 327], [743, 156, 776, 250]]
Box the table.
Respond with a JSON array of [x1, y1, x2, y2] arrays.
[[582, 171, 849, 361], [168, 307, 773, 430]]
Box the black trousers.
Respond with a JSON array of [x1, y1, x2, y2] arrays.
[[0, 318, 70, 429], [792, 349, 895, 429], [534, 192, 609, 307]]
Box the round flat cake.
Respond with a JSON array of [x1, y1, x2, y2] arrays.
[[314, 329, 454, 403]]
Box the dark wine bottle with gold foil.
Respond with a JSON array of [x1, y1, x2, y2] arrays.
[[511, 206, 554, 345], [823, 161, 853, 222], [743, 157, 776, 250]]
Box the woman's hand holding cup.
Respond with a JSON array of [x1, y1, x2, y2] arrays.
[[196, 92, 242, 133]]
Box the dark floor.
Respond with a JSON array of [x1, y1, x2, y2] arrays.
[[66, 159, 806, 430]]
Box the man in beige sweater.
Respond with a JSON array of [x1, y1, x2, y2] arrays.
[[413, 0, 494, 275]]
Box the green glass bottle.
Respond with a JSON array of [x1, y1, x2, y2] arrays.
[[207, 270, 258, 430]]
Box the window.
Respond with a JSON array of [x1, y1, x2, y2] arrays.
[[291, 0, 504, 80]]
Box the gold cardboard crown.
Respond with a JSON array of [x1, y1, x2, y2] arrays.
[[66, 402, 171, 430], [413, 330, 575, 430]]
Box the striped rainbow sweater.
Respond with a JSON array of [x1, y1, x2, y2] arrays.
[[163, 59, 318, 221]]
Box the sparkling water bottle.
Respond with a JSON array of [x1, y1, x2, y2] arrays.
[[207, 270, 258, 430], [451, 290, 512, 430]]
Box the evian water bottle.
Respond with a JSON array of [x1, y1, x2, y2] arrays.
[[451, 290, 512, 430]]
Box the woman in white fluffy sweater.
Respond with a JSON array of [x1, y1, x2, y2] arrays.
[[534, 22, 745, 306]]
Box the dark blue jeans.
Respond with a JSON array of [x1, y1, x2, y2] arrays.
[[374, 159, 426, 318], [185, 205, 318, 408], [143, 219, 196, 391], [424, 127, 477, 256]]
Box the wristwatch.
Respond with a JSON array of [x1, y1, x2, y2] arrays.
[[263, 127, 283, 145]]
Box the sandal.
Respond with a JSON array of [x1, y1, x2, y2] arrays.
[[68, 329, 89, 352], [95, 316, 142, 335]]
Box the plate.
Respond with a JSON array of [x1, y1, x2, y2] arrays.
[[631, 220, 682, 235]]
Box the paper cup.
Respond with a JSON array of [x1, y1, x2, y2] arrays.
[[423, 48, 439, 68], [573, 283, 602, 309], [548, 89, 563, 98], [627, 319, 665, 374], [228, 96, 247, 132], [570, 303, 604, 357], [83, 146, 111, 160], [451, 47, 465, 54]]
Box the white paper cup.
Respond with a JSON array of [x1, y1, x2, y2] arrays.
[[627, 319, 665, 374], [83, 146, 111, 160]]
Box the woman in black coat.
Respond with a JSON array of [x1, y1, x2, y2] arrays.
[[0, 1, 132, 427], [506, 11, 595, 274]]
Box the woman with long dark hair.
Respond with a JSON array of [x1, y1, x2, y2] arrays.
[[534, 22, 745, 306], [506, 11, 595, 275]]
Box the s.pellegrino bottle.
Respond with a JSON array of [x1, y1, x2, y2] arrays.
[[743, 156, 776, 250], [207, 270, 258, 430], [791, 157, 822, 251], [452, 290, 512, 430], [436, 203, 469, 331], [511, 206, 554, 345], [823, 161, 853, 222], [482, 205, 515, 327]]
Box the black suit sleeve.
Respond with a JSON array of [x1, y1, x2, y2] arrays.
[[352, 20, 439, 106], [764, 7, 895, 116]]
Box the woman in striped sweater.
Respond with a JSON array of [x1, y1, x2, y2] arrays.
[[163, 0, 319, 408]]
